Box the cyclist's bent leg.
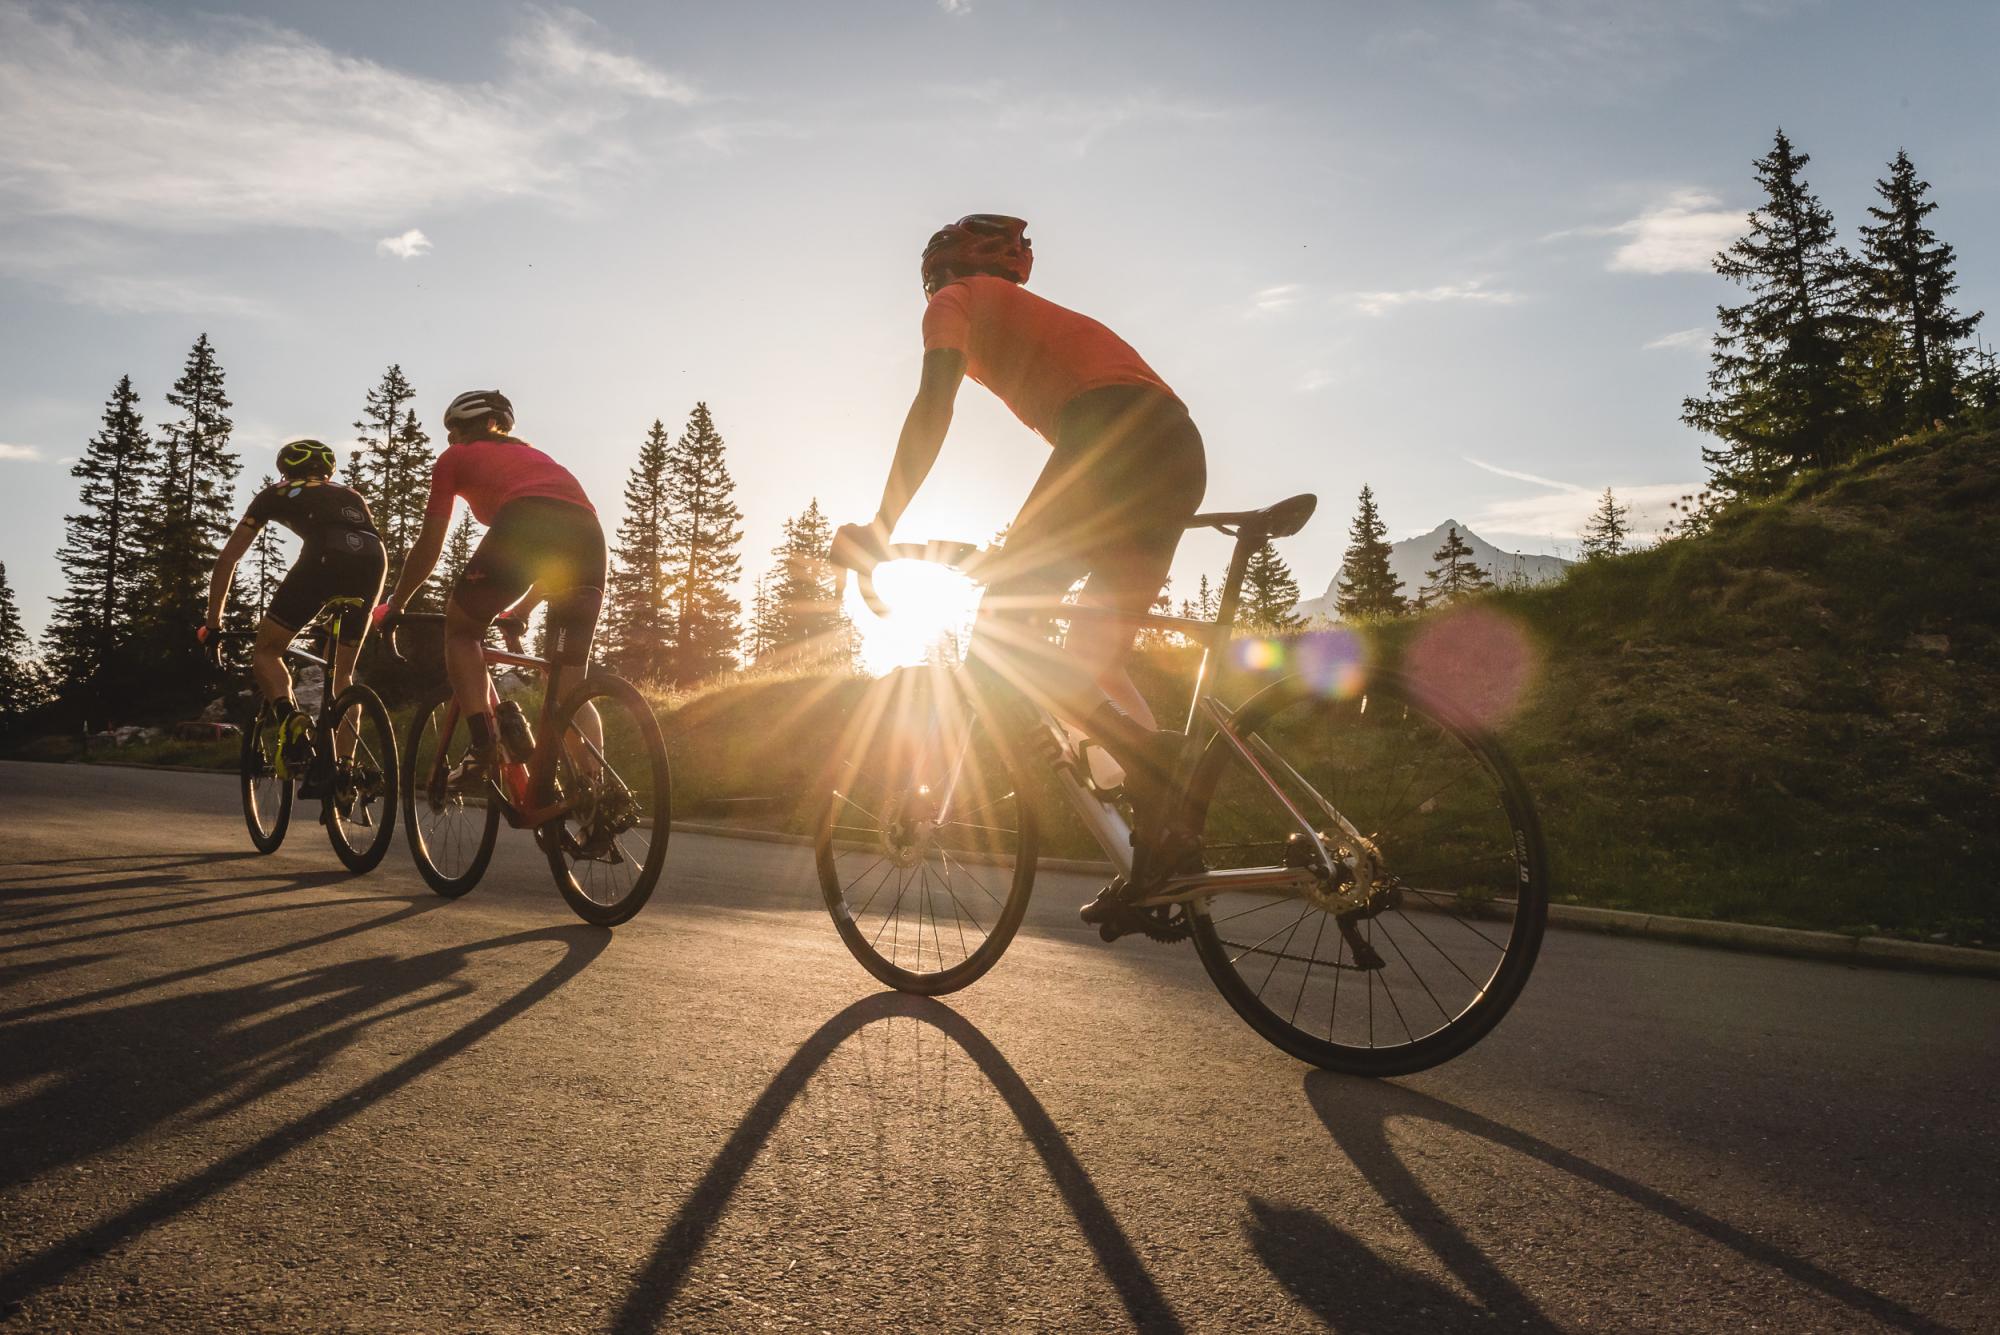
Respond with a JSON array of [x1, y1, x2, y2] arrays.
[[251, 617, 297, 706], [329, 544, 386, 760], [449, 507, 541, 752]]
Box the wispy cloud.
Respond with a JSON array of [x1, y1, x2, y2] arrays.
[[1249, 284, 1302, 315], [1465, 456, 1696, 541], [1552, 189, 1743, 275], [1643, 326, 1711, 352], [0, 443, 45, 462], [1347, 279, 1519, 317], [1297, 368, 1336, 393], [938, 0, 973, 13], [376, 229, 432, 260], [0, 5, 698, 234], [989, 90, 1240, 157]]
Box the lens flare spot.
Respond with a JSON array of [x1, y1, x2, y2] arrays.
[[1232, 637, 1287, 673], [848, 560, 982, 677], [1404, 606, 1538, 727], [1293, 627, 1370, 699]]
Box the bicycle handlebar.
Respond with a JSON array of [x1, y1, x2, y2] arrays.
[[828, 538, 985, 618]]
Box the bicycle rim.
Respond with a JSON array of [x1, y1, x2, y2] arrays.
[[543, 674, 671, 927], [324, 685, 398, 874], [401, 688, 500, 897], [241, 709, 291, 853], [815, 668, 1037, 995], [1186, 670, 1548, 1076]]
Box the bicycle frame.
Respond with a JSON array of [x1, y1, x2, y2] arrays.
[[399, 621, 593, 832], [887, 517, 1346, 909]]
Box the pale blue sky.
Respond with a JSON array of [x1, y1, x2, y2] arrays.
[[2, 0, 1994, 633]]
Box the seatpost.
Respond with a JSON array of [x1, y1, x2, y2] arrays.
[[1183, 525, 1263, 733]]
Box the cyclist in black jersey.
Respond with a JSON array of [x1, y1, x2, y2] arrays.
[[204, 440, 387, 778]]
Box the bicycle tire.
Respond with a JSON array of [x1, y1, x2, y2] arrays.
[[1185, 668, 1548, 1076], [541, 672, 671, 927], [240, 706, 291, 854], [401, 686, 501, 898], [814, 674, 1038, 995], [323, 683, 399, 875]]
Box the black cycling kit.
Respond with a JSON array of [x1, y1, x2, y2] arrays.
[[243, 479, 388, 642]]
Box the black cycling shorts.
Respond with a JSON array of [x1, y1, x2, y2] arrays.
[[265, 538, 388, 644], [981, 385, 1207, 623], [453, 497, 608, 665]]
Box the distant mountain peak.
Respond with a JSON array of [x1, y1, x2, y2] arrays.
[[1294, 518, 1570, 620]]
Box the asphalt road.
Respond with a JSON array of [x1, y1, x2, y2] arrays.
[[1, 759, 1995, 1333]]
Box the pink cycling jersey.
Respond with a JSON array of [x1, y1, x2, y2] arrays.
[[424, 437, 594, 526]]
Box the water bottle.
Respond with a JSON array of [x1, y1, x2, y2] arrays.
[[496, 699, 536, 762]]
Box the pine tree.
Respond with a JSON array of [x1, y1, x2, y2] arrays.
[[1180, 573, 1218, 622], [745, 574, 778, 665], [1334, 484, 1406, 620], [662, 403, 743, 683], [1241, 542, 1302, 629], [45, 374, 152, 693], [1578, 488, 1631, 560], [764, 498, 846, 661], [439, 510, 481, 595], [604, 420, 676, 684], [139, 334, 237, 700], [243, 474, 292, 619], [1682, 130, 1869, 497], [0, 561, 46, 731], [348, 368, 434, 594], [1421, 525, 1496, 605], [1858, 149, 1984, 430]]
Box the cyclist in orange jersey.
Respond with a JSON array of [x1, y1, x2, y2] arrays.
[[835, 215, 1207, 874]]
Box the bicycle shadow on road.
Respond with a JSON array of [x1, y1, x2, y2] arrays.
[[1259, 1073, 1945, 1333], [610, 991, 1182, 1334], [0, 923, 608, 1319]]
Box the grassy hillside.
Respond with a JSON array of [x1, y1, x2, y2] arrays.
[[1473, 425, 1997, 941]]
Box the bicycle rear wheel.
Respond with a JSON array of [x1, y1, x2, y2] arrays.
[[541, 673, 671, 927], [240, 707, 291, 853], [1185, 669, 1547, 1076], [401, 687, 501, 897], [323, 684, 398, 874], [814, 669, 1037, 996]]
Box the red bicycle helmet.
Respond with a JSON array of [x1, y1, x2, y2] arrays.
[[921, 214, 1032, 296]]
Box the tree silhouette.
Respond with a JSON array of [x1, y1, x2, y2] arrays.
[[1334, 485, 1406, 620], [45, 374, 152, 697], [1858, 149, 1983, 430], [1579, 489, 1631, 559], [605, 420, 677, 684], [1683, 130, 1868, 496], [662, 403, 743, 683], [1241, 541, 1303, 629], [1420, 525, 1495, 605]]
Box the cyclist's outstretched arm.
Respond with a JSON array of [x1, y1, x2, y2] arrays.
[[385, 510, 450, 610], [874, 348, 965, 532], [206, 518, 258, 631]]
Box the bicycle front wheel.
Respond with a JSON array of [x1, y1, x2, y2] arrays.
[[323, 684, 398, 874], [1186, 669, 1547, 1076], [240, 707, 291, 853], [401, 688, 501, 897], [814, 670, 1038, 996], [542, 673, 671, 927]]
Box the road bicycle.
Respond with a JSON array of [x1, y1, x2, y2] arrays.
[[387, 612, 670, 926], [219, 597, 399, 874], [819, 495, 1549, 1076]]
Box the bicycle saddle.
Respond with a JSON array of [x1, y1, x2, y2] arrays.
[[1189, 493, 1318, 538]]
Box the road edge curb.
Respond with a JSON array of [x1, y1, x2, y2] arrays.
[[16, 762, 1996, 979]]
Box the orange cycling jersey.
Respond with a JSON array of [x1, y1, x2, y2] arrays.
[[922, 275, 1177, 441]]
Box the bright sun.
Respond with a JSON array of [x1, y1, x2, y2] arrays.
[[846, 559, 984, 676]]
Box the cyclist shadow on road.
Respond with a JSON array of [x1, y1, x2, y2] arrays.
[[1254, 1073, 1943, 1333], [0, 923, 608, 1318], [611, 992, 1182, 1334]]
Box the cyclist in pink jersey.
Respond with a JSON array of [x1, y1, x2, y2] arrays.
[[834, 214, 1207, 889], [377, 390, 607, 776]]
